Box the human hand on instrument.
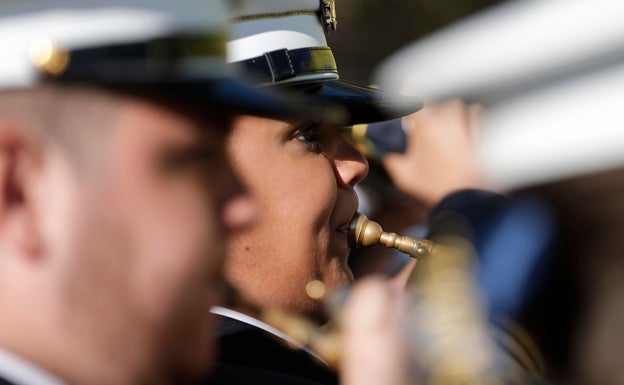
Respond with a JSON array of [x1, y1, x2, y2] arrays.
[[383, 99, 488, 209], [340, 276, 414, 385]]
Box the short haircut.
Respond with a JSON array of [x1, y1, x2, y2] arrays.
[[0, 83, 123, 171]]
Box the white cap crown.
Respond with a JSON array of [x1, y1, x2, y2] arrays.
[[227, 0, 339, 84]]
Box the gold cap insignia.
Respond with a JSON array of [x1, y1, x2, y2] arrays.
[[28, 38, 70, 76], [321, 0, 337, 31]]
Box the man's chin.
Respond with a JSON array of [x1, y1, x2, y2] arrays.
[[336, 256, 355, 284]]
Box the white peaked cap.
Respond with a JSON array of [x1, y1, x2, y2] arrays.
[[374, 0, 624, 190], [226, 0, 424, 125]]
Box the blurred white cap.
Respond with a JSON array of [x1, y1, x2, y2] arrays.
[[374, 0, 624, 190], [0, 0, 230, 88]]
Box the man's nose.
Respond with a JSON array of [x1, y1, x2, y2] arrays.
[[333, 140, 369, 188]]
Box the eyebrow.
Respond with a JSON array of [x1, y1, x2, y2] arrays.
[[294, 120, 330, 131]]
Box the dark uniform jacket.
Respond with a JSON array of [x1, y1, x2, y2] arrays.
[[205, 313, 338, 385]]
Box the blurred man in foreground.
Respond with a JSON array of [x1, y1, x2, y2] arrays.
[[0, 1, 305, 384]]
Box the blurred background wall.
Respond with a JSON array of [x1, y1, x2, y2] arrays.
[[327, 0, 506, 85]]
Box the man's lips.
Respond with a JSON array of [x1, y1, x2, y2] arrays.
[[333, 206, 358, 243], [335, 223, 349, 238], [332, 190, 360, 245]]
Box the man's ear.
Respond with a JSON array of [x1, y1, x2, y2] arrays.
[[0, 121, 43, 261]]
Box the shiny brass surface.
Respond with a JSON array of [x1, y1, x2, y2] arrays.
[[348, 212, 436, 259]]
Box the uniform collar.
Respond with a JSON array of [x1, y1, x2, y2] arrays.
[[210, 306, 329, 366], [0, 348, 66, 385]]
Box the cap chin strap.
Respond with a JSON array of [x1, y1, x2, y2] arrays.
[[231, 46, 337, 84]]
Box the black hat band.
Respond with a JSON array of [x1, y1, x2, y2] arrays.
[[231, 46, 337, 84]]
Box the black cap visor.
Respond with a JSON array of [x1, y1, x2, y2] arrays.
[[285, 80, 424, 125], [232, 46, 422, 124]]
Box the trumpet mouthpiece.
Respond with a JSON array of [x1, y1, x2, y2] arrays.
[[348, 212, 435, 259]]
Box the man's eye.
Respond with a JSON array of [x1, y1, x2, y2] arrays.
[[292, 123, 323, 153]]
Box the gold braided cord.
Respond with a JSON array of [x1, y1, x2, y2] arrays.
[[233, 10, 317, 22]]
